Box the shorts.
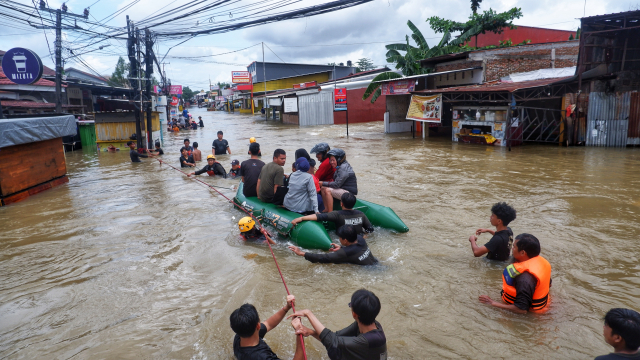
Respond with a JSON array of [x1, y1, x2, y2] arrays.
[[330, 188, 350, 200]]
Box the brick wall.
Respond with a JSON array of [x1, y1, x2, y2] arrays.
[[483, 43, 579, 81]]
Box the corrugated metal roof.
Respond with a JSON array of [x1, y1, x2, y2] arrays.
[[374, 67, 482, 83], [414, 77, 572, 94], [0, 100, 82, 108], [0, 69, 57, 87]]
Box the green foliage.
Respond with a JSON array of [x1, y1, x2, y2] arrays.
[[427, 8, 523, 37], [356, 58, 375, 72], [568, 34, 574, 40], [576, 27, 581, 39], [471, 0, 482, 14], [361, 71, 403, 103], [110, 56, 129, 87], [217, 81, 230, 89], [182, 86, 196, 100]]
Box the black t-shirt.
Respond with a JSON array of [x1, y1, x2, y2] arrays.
[[240, 159, 265, 197], [304, 236, 378, 265], [212, 139, 229, 155], [155, 148, 164, 155], [130, 149, 147, 162], [233, 323, 280, 360], [484, 228, 513, 261], [180, 155, 195, 168], [194, 163, 226, 177], [512, 272, 537, 311], [229, 168, 241, 178], [316, 210, 374, 234], [595, 352, 640, 360]]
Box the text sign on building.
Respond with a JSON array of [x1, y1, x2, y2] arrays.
[[334, 88, 347, 111], [406, 94, 442, 123], [284, 97, 298, 113], [381, 79, 415, 95], [1, 47, 43, 85], [293, 81, 317, 89], [232, 71, 251, 84]]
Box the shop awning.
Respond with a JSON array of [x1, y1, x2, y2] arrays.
[[373, 67, 482, 84]]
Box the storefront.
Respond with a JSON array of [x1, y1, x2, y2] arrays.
[[452, 106, 509, 146]]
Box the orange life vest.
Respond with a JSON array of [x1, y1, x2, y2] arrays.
[[501, 255, 551, 312]]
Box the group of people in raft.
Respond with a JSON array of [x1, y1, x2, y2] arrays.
[[127, 135, 640, 360]]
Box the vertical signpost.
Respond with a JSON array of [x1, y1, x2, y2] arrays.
[[334, 88, 348, 138]]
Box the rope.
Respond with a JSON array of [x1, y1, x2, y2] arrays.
[[148, 153, 308, 359]]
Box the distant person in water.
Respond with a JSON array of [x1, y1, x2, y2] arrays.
[[147, 141, 164, 155], [289, 225, 378, 265], [188, 154, 225, 177], [192, 142, 202, 161], [181, 138, 194, 156], [248, 137, 262, 156], [212, 130, 231, 155], [127, 141, 149, 162], [594, 308, 640, 360], [237, 216, 275, 245], [479, 233, 552, 314], [468, 202, 516, 261], [198, 116, 204, 127], [179, 148, 195, 168]]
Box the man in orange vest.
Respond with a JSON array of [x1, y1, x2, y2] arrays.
[[479, 233, 552, 314]]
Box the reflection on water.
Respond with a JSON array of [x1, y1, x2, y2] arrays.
[[1, 109, 639, 359]]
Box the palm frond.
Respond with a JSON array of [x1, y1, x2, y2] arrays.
[[370, 88, 383, 103], [407, 20, 429, 50], [362, 72, 403, 100]]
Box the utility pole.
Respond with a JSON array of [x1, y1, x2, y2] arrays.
[[126, 16, 143, 150], [145, 29, 154, 150], [262, 42, 267, 121], [136, 27, 144, 150], [37, 2, 89, 114]]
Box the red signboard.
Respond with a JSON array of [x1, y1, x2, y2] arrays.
[[381, 80, 415, 95], [170, 96, 179, 106], [334, 88, 347, 111], [232, 71, 251, 84], [293, 81, 317, 89], [236, 84, 253, 91]]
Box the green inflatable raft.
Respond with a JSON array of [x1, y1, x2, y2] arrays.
[[233, 182, 409, 250]]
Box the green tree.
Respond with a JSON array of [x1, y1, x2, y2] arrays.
[[471, 0, 482, 14], [109, 56, 129, 87], [182, 86, 196, 100], [216, 81, 230, 89], [355, 58, 375, 72]]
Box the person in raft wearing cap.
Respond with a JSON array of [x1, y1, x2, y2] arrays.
[[238, 217, 275, 245], [188, 154, 226, 177], [228, 160, 241, 178], [479, 233, 552, 314], [247, 137, 262, 157], [127, 141, 149, 162]]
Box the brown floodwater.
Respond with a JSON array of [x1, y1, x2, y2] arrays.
[[1, 108, 639, 359]]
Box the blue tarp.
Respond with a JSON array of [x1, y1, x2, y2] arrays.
[[0, 115, 77, 148]]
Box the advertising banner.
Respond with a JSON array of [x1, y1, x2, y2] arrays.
[[210, 84, 220, 91], [232, 71, 251, 84], [170, 96, 179, 106], [293, 81, 317, 89], [169, 85, 183, 95], [1, 47, 43, 85], [406, 94, 442, 123], [284, 97, 298, 113], [334, 88, 347, 111], [381, 79, 415, 95], [236, 84, 253, 91]]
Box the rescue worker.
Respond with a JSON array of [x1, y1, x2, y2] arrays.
[[188, 154, 226, 177], [228, 160, 241, 178], [310, 142, 334, 182], [479, 233, 552, 313], [288, 225, 377, 265], [320, 148, 357, 213], [247, 137, 262, 157], [238, 217, 275, 245]]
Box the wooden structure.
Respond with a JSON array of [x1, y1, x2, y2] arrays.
[[0, 115, 76, 206], [94, 110, 161, 150]]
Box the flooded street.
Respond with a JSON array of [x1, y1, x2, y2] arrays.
[[1, 108, 639, 359]]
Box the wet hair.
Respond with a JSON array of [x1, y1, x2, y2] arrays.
[[273, 149, 286, 158], [341, 192, 357, 209], [126, 141, 134, 146], [193, 142, 198, 148], [350, 289, 381, 326], [514, 233, 540, 258], [604, 308, 640, 351], [295, 148, 311, 162], [184, 138, 190, 143], [217, 131, 223, 135], [181, 148, 187, 154], [155, 141, 161, 148], [308, 158, 316, 168], [336, 225, 358, 243], [249, 142, 261, 155], [230, 304, 260, 338], [491, 202, 516, 226]]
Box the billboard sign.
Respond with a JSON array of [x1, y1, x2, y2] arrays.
[[210, 84, 220, 91], [406, 94, 442, 123], [381, 79, 415, 95], [334, 88, 347, 111], [284, 97, 298, 113], [232, 71, 251, 84], [1, 47, 43, 85], [293, 81, 317, 89]]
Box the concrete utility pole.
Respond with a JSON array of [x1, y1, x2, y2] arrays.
[[127, 16, 143, 150], [145, 29, 154, 150], [262, 42, 267, 121], [136, 27, 144, 150]]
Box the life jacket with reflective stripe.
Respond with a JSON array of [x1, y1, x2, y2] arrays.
[[501, 255, 551, 312]]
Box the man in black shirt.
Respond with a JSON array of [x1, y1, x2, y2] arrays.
[[240, 143, 265, 197], [594, 308, 640, 360], [289, 225, 378, 265], [127, 141, 149, 162], [288, 289, 387, 360], [188, 154, 226, 177], [468, 202, 516, 261], [291, 192, 373, 235], [148, 141, 164, 155], [230, 295, 305, 360], [212, 130, 230, 155], [179, 148, 195, 168]]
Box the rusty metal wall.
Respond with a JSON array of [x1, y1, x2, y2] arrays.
[[628, 92, 640, 145], [586, 92, 631, 147]]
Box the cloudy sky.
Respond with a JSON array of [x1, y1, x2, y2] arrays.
[[1, 0, 635, 91]]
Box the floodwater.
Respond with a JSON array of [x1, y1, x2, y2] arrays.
[[1, 108, 639, 360]]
